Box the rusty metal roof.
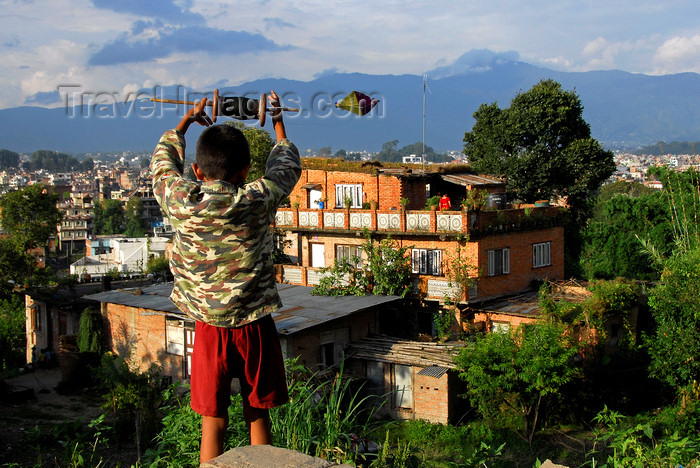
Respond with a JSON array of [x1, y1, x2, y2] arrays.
[[467, 291, 542, 317], [84, 282, 401, 336], [440, 174, 504, 187]]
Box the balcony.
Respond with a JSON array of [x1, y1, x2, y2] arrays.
[[274, 206, 562, 237]]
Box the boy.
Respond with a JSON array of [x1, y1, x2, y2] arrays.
[[150, 92, 301, 463]]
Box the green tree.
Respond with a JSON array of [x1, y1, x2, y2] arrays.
[[0, 237, 33, 294], [0, 184, 62, 251], [646, 248, 700, 392], [124, 196, 147, 237], [318, 146, 332, 158], [0, 295, 25, 370], [0, 148, 20, 169], [228, 122, 276, 183], [95, 199, 125, 235], [463, 79, 615, 211], [455, 322, 580, 443], [582, 191, 672, 280]]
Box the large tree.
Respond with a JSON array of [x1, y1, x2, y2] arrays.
[[229, 122, 276, 183], [0, 184, 62, 251], [463, 79, 615, 211]]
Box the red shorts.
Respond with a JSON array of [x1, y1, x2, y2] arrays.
[[190, 314, 289, 417]]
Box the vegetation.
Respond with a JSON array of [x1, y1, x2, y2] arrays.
[[93, 199, 126, 235], [455, 322, 581, 444], [0, 295, 26, 370], [312, 232, 412, 298], [463, 79, 615, 213], [375, 140, 451, 163], [23, 150, 94, 172], [124, 197, 148, 237], [0, 148, 20, 169], [634, 140, 700, 156], [228, 121, 276, 183], [0, 183, 63, 252]]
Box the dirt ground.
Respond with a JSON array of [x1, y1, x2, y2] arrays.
[[0, 367, 105, 466]]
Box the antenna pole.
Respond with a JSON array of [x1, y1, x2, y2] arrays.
[[422, 73, 426, 172]]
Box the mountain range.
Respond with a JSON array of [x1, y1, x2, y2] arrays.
[[1, 51, 698, 155]]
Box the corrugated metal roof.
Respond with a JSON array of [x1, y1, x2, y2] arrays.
[[440, 174, 504, 187], [468, 291, 541, 317], [417, 365, 449, 379], [84, 282, 401, 336]]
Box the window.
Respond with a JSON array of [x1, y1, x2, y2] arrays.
[[411, 249, 442, 276], [532, 242, 551, 268], [336, 245, 362, 268], [166, 318, 185, 355], [335, 184, 363, 208], [487, 248, 510, 276], [393, 364, 413, 409]]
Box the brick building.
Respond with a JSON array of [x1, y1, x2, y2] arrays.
[[276, 166, 565, 317]]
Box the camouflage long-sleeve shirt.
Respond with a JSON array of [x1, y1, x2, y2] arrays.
[[151, 128, 301, 327]]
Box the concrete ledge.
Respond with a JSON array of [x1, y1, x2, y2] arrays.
[[201, 445, 354, 468]]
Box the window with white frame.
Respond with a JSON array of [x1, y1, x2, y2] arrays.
[[487, 248, 510, 276], [411, 248, 442, 276], [335, 184, 363, 208], [336, 244, 362, 268], [166, 318, 185, 356], [532, 242, 551, 268]]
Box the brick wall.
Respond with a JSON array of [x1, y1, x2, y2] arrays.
[[476, 226, 564, 298], [102, 303, 184, 380], [414, 371, 450, 424], [289, 169, 428, 210], [280, 226, 564, 300]]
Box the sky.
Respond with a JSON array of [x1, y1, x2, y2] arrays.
[[1, 0, 699, 110]]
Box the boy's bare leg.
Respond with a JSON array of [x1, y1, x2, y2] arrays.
[[243, 404, 272, 445], [201, 414, 228, 463]]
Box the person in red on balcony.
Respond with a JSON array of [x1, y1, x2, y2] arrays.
[[439, 193, 452, 211]]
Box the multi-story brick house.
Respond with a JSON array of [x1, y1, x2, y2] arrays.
[[275, 165, 565, 325], [57, 192, 94, 254]]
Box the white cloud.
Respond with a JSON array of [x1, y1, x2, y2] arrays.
[[653, 35, 700, 73]]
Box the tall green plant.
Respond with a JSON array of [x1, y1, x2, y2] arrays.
[[312, 232, 412, 298], [77, 308, 105, 355], [456, 322, 580, 444]]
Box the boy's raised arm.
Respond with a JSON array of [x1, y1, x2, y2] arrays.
[[268, 91, 287, 142], [176, 97, 213, 134]]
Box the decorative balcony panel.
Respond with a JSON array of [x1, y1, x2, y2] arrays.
[[349, 212, 372, 229], [406, 213, 430, 231], [426, 278, 462, 300], [377, 213, 400, 230], [437, 214, 462, 231], [323, 212, 345, 228], [275, 211, 293, 226], [282, 266, 302, 284], [298, 211, 318, 227], [307, 269, 326, 286]]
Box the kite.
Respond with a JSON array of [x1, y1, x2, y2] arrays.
[[151, 88, 379, 126], [334, 91, 380, 116]]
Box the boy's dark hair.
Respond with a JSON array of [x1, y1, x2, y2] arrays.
[[195, 125, 250, 181]]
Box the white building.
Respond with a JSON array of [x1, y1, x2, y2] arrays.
[[70, 236, 169, 279]]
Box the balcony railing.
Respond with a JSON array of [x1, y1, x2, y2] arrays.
[[274, 206, 562, 236]]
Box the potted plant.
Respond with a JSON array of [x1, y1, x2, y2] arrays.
[[400, 197, 410, 210], [344, 196, 353, 209], [425, 195, 440, 211]]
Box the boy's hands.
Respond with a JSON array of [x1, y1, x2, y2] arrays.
[[176, 97, 213, 133], [268, 91, 287, 142]]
